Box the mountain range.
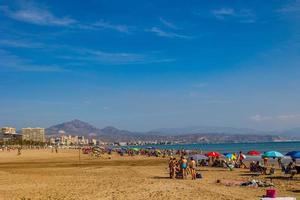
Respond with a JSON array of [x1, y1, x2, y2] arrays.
[[45, 119, 300, 143]]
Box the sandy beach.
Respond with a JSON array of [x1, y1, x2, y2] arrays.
[[0, 149, 298, 200]]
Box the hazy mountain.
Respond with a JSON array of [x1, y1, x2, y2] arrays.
[[277, 128, 300, 138], [151, 126, 263, 135], [46, 119, 100, 137], [45, 119, 157, 142], [45, 119, 297, 143]]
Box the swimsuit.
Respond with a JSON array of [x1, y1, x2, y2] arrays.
[[181, 163, 187, 169]]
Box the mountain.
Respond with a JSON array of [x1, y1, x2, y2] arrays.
[[46, 119, 100, 137], [45, 119, 297, 143], [151, 126, 263, 135], [45, 119, 157, 142], [277, 128, 300, 138]]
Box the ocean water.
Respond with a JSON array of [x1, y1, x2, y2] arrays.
[[130, 141, 300, 154]]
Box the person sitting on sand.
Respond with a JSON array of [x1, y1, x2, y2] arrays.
[[189, 157, 197, 180], [269, 164, 275, 175], [286, 161, 297, 178], [17, 146, 21, 156], [179, 156, 188, 179], [263, 157, 268, 167]]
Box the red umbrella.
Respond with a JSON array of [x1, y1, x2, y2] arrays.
[[206, 151, 221, 157], [247, 150, 261, 156]]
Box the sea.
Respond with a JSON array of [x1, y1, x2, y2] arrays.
[[129, 141, 300, 154]]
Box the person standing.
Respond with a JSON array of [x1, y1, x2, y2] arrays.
[[189, 157, 197, 180], [179, 156, 188, 179], [168, 157, 177, 179]]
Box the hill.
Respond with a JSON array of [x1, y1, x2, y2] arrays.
[[45, 119, 296, 143]]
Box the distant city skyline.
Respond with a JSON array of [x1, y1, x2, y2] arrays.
[[1, 0, 300, 131]]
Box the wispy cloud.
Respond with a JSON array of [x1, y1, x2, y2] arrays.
[[212, 8, 235, 20], [0, 49, 64, 72], [0, 2, 132, 34], [92, 20, 131, 34], [0, 37, 174, 65], [159, 17, 178, 29], [211, 8, 256, 23], [277, 0, 300, 13], [251, 113, 300, 122], [0, 3, 76, 26], [61, 48, 145, 64], [59, 47, 175, 65], [250, 114, 272, 122], [146, 27, 193, 39], [277, 114, 300, 120], [192, 83, 207, 88], [0, 39, 44, 48]]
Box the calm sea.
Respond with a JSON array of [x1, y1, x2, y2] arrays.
[[130, 141, 300, 154]]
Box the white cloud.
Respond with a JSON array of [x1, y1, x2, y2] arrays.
[[0, 39, 43, 48], [251, 113, 300, 122], [277, 0, 300, 13], [159, 17, 178, 29], [250, 114, 271, 122], [193, 83, 207, 88], [92, 20, 131, 34], [0, 3, 132, 34], [0, 4, 76, 26], [0, 49, 64, 72], [212, 8, 235, 19], [211, 8, 256, 23], [59, 47, 175, 65], [146, 27, 193, 39], [277, 114, 300, 120], [65, 48, 145, 64]]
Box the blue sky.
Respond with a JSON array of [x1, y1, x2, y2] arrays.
[[0, 0, 300, 131]]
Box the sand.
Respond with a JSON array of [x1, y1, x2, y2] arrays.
[[0, 149, 299, 200]]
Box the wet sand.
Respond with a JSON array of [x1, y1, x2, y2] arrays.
[[0, 149, 299, 200]]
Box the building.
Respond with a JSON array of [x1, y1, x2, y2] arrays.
[[1, 127, 16, 134], [0, 127, 21, 143], [22, 128, 45, 143]]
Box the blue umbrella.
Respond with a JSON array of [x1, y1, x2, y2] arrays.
[[189, 154, 208, 161], [224, 153, 233, 159], [286, 151, 298, 156], [289, 151, 300, 159], [262, 151, 284, 158]]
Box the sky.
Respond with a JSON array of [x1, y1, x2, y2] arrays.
[[0, 0, 300, 131]]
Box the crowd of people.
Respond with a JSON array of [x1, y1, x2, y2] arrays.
[[168, 156, 197, 180], [167, 150, 299, 180]]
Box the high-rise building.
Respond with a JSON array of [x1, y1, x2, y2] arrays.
[[1, 127, 16, 134], [22, 128, 45, 142]]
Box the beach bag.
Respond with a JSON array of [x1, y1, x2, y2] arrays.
[[196, 173, 202, 179], [266, 189, 276, 198]]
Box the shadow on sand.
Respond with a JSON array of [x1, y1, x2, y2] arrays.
[[152, 176, 171, 180], [288, 190, 300, 193], [239, 173, 261, 177], [265, 176, 300, 181]]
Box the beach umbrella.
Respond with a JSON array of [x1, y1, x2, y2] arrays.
[[189, 154, 208, 161], [288, 151, 300, 159], [286, 151, 298, 156], [247, 150, 261, 156], [206, 151, 221, 157], [224, 153, 234, 159], [262, 151, 284, 158]]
